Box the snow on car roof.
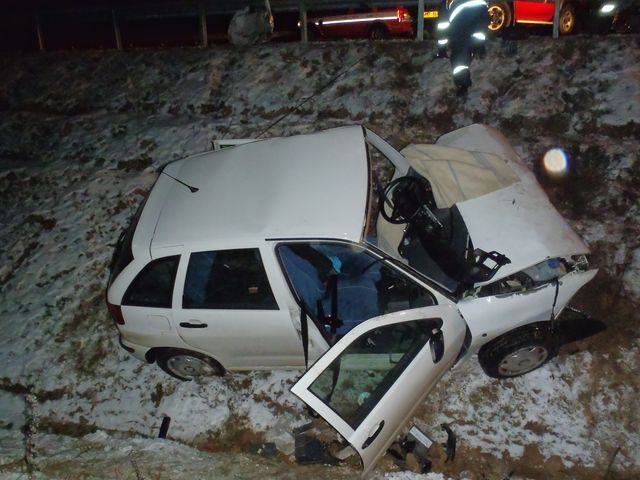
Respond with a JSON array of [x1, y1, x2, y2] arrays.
[[150, 126, 369, 253]]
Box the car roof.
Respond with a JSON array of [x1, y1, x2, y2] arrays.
[[150, 126, 369, 254]]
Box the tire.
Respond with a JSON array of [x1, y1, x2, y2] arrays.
[[307, 25, 320, 41], [487, 2, 512, 33], [478, 323, 557, 378], [155, 348, 224, 381], [559, 3, 576, 35], [369, 24, 388, 40]]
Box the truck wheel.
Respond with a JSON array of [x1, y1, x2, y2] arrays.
[[156, 348, 224, 381], [559, 4, 576, 34], [478, 323, 557, 378], [487, 2, 511, 33]]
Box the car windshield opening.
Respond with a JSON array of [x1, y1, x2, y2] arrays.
[[363, 141, 474, 295]]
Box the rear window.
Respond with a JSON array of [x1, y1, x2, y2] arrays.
[[108, 196, 147, 285], [123, 255, 179, 308]]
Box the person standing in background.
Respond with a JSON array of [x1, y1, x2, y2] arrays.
[[435, 0, 489, 97]]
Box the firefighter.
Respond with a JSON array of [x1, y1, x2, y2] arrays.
[[435, 0, 489, 96]]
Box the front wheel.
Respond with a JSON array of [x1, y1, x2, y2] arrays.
[[478, 323, 557, 378], [369, 24, 388, 40], [156, 348, 225, 381]]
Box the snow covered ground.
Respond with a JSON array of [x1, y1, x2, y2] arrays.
[[0, 34, 639, 479]]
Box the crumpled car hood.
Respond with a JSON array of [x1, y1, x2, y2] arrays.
[[435, 124, 590, 284], [456, 179, 590, 284]]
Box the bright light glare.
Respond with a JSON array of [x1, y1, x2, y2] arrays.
[[543, 149, 569, 177], [600, 3, 616, 13]]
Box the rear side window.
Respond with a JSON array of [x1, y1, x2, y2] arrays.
[[183, 249, 278, 310], [123, 255, 179, 308]]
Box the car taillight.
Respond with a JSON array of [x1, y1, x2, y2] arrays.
[[397, 8, 411, 22], [108, 303, 125, 325]]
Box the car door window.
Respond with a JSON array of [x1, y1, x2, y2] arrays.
[[183, 248, 278, 310], [291, 305, 465, 476], [123, 255, 179, 308], [308, 319, 439, 429], [277, 242, 435, 337]]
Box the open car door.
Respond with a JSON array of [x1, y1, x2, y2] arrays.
[[291, 304, 467, 477]]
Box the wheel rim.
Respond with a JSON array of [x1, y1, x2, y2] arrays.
[[498, 345, 549, 376], [560, 10, 574, 33], [166, 355, 217, 379], [488, 6, 505, 31]]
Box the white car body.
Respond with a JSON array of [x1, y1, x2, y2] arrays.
[[106, 124, 596, 477]]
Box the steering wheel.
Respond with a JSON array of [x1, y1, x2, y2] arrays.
[[379, 176, 432, 225]]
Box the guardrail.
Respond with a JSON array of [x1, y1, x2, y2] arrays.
[[3, 0, 447, 51]]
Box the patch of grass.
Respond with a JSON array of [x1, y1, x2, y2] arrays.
[[523, 420, 551, 435], [545, 112, 570, 135], [0, 377, 67, 401], [200, 101, 232, 118], [193, 416, 265, 453], [601, 121, 640, 139], [0, 241, 39, 286], [316, 107, 351, 120], [110, 124, 127, 137], [38, 418, 98, 437], [151, 383, 164, 408], [117, 154, 153, 172], [24, 214, 56, 230], [138, 138, 157, 151]]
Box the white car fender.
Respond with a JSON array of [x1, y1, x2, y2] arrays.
[[457, 268, 598, 354]]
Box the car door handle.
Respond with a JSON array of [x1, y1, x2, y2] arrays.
[[361, 420, 385, 449], [179, 321, 208, 329]]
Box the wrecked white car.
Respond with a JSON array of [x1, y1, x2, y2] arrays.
[[106, 124, 596, 475]]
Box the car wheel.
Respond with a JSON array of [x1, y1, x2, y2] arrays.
[[369, 24, 388, 40], [487, 2, 512, 33], [478, 323, 557, 378], [559, 3, 576, 34], [156, 348, 224, 381]]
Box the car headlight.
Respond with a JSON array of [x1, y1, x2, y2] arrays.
[[473, 257, 583, 298], [521, 258, 567, 283]]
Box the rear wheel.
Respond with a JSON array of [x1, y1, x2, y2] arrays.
[[478, 323, 557, 378], [156, 348, 224, 381], [369, 24, 388, 40], [559, 3, 576, 34], [487, 2, 512, 33]]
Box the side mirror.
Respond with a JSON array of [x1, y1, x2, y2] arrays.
[[430, 328, 445, 363]]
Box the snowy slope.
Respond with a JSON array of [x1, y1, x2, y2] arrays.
[[0, 35, 639, 479]]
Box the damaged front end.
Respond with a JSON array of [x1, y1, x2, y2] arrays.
[[472, 254, 592, 298]]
